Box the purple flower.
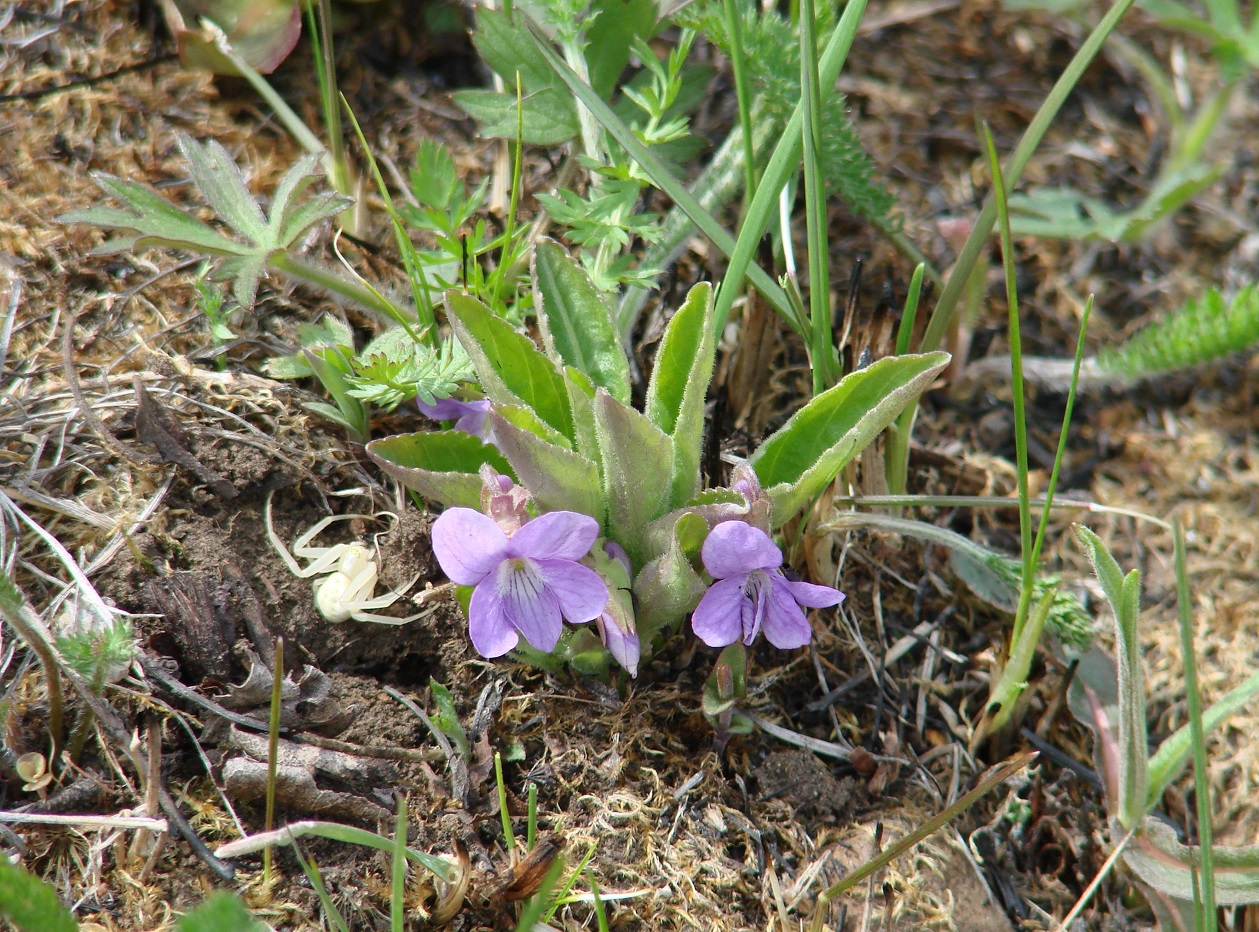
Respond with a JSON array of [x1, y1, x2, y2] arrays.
[[432, 508, 608, 658], [691, 521, 844, 649], [419, 396, 493, 441]]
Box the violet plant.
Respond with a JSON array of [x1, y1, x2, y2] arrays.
[[369, 238, 949, 718]]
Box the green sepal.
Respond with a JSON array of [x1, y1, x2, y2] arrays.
[[366, 431, 514, 509], [702, 642, 747, 718]]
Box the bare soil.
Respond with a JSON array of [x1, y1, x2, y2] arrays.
[[3, 1, 1259, 930]]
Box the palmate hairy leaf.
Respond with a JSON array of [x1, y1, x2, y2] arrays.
[[177, 133, 268, 243], [59, 133, 353, 310]]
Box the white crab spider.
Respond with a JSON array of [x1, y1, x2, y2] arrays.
[[265, 493, 436, 625]]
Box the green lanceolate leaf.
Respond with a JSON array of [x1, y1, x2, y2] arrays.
[[585, 0, 660, 97], [594, 390, 673, 565], [0, 857, 77, 932], [367, 431, 514, 509], [750, 352, 949, 526], [1075, 525, 1148, 831], [445, 290, 574, 441], [644, 282, 715, 510], [1124, 819, 1259, 906], [1148, 666, 1259, 803], [563, 366, 602, 467], [488, 409, 603, 520], [534, 241, 631, 404]]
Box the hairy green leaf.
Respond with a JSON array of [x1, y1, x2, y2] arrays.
[[751, 352, 949, 525], [367, 431, 514, 509], [534, 240, 631, 404]]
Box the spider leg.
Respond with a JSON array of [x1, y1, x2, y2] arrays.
[[291, 513, 376, 558], [348, 583, 454, 625], [265, 491, 308, 578]]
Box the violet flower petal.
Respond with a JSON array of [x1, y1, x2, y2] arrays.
[[497, 558, 565, 652], [784, 578, 846, 608], [760, 578, 814, 649], [510, 511, 600, 562], [701, 521, 782, 578], [742, 570, 771, 644], [432, 508, 509, 585], [419, 397, 492, 439], [690, 574, 750, 647], [599, 615, 640, 677], [468, 580, 520, 657], [535, 559, 607, 624]]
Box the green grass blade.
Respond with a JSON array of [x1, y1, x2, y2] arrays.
[[983, 125, 1033, 621], [713, 0, 869, 335], [919, 0, 1136, 354], [799, 0, 831, 393]]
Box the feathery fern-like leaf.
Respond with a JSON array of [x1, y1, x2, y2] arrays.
[[1094, 284, 1259, 378]]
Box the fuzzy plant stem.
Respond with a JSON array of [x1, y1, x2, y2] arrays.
[[270, 253, 414, 326], [0, 575, 64, 759], [616, 111, 777, 338]]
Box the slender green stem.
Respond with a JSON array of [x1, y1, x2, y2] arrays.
[[495, 751, 515, 851], [264, 636, 285, 889], [0, 576, 64, 760], [799, 0, 831, 394], [1173, 521, 1216, 924], [391, 794, 408, 932], [723, 0, 759, 203], [270, 253, 414, 326]]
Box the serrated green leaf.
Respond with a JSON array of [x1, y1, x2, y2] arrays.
[[488, 409, 602, 519], [453, 89, 579, 146], [585, 0, 660, 97], [750, 352, 949, 525], [471, 6, 557, 93], [177, 134, 269, 244], [534, 240, 631, 404], [445, 290, 573, 441], [594, 389, 673, 565], [367, 431, 514, 509], [0, 857, 77, 932], [644, 282, 714, 508]]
